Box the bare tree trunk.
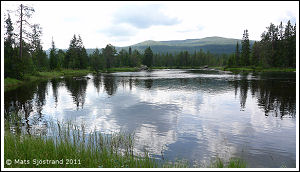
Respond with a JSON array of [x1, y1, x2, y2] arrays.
[[19, 4, 23, 58]]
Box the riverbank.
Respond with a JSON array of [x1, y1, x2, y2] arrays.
[[215, 66, 296, 73], [4, 120, 246, 168], [4, 68, 146, 92], [4, 69, 93, 92], [5, 66, 295, 92]]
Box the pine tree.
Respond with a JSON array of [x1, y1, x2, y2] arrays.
[[91, 48, 102, 72], [144, 46, 153, 67], [49, 37, 58, 70], [102, 44, 117, 69], [251, 41, 260, 66], [4, 13, 18, 78], [241, 29, 250, 66], [235, 42, 240, 66]]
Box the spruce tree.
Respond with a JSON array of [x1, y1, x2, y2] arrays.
[[241, 29, 250, 66], [235, 42, 240, 66], [144, 47, 153, 67]]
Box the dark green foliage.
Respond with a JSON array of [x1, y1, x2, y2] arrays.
[[90, 48, 103, 72], [30, 24, 48, 71], [49, 38, 58, 70], [226, 20, 295, 68], [4, 13, 21, 79], [235, 42, 240, 66], [227, 54, 235, 67], [251, 41, 259, 66], [4, 14, 15, 46], [64, 34, 88, 69], [131, 49, 142, 67], [144, 46, 153, 67], [118, 49, 129, 67], [258, 20, 296, 67], [4, 3, 296, 82], [32, 47, 49, 71], [102, 44, 117, 69], [241, 29, 250, 66], [57, 49, 65, 70]]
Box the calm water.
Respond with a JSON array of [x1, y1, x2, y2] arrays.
[[4, 69, 296, 167]]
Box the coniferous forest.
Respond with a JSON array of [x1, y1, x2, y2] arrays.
[[4, 4, 296, 81]]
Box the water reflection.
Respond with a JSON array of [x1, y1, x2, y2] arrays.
[[92, 74, 102, 94], [103, 75, 117, 96], [51, 78, 60, 106], [144, 79, 153, 89], [4, 69, 296, 167], [64, 77, 88, 110], [229, 73, 296, 118]]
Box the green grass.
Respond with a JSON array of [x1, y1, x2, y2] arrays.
[[4, 78, 24, 92], [4, 69, 94, 92], [209, 157, 247, 168], [36, 69, 93, 78], [220, 66, 296, 73], [4, 119, 247, 168], [4, 77, 23, 86], [4, 122, 159, 168]]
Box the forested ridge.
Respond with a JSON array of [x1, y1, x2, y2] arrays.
[[4, 4, 296, 80]]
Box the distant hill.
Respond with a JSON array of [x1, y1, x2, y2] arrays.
[[118, 36, 255, 54], [46, 36, 256, 56]]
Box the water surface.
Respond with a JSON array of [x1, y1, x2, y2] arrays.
[[4, 69, 296, 167]]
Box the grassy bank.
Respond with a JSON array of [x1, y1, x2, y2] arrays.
[[218, 66, 296, 73], [4, 68, 143, 92], [4, 130, 158, 168], [4, 69, 93, 92], [4, 121, 246, 168], [4, 78, 24, 92]]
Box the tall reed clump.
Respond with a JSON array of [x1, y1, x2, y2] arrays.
[[208, 157, 247, 168], [4, 121, 158, 168], [4, 119, 246, 168]]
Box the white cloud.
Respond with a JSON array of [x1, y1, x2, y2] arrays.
[[113, 4, 180, 29], [1, 1, 298, 49]]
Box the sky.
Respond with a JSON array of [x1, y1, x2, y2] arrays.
[[1, 1, 298, 50]]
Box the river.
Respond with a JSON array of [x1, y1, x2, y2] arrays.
[[4, 69, 296, 167]]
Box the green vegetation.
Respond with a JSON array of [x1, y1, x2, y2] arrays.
[[209, 158, 246, 168], [4, 78, 23, 91], [4, 120, 246, 168], [226, 21, 296, 68], [219, 67, 296, 73], [4, 69, 93, 92], [4, 127, 157, 168], [4, 4, 295, 84]]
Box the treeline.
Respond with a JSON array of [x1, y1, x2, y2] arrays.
[[4, 4, 296, 81], [227, 21, 296, 68]]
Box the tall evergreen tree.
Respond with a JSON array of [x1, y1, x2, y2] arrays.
[[49, 37, 58, 70], [144, 46, 153, 67], [102, 44, 117, 69], [235, 42, 240, 66], [241, 29, 250, 66], [91, 48, 103, 72], [284, 20, 296, 67], [251, 41, 260, 66], [30, 24, 48, 71], [4, 13, 18, 78]]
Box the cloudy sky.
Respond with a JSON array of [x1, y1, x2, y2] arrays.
[[2, 1, 298, 50]]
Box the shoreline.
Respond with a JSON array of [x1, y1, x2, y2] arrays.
[[4, 67, 296, 92]]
